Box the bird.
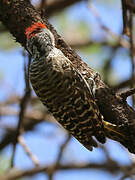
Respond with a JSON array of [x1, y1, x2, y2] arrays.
[[25, 22, 125, 151]]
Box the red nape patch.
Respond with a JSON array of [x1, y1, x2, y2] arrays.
[[25, 22, 47, 39]]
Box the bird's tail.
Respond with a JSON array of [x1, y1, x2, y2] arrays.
[[103, 120, 135, 154]]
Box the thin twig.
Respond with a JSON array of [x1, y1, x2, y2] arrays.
[[11, 54, 32, 167], [102, 44, 120, 85], [18, 135, 40, 166], [112, 77, 135, 90], [120, 88, 135, 100], [87, 0, 130, 49], [120, 174, 134, 180], [56, 134, 71, 164], [47, 134, 71, 180], [129, 7, 135, 106], [121, 0, 130, 35]]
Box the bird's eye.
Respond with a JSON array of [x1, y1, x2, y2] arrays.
[[29, 28, 41, 39], [36, 28, 41, 31]]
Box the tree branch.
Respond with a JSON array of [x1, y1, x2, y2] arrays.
[[0, 161, 130, 180], [120, 88, 135, 100], [18, 135, 40, 166], [37, 0, 83, 17]]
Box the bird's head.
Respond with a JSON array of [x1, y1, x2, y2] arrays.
[[25, 22, 55, 58]]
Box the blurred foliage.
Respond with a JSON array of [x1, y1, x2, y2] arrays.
[[80, 44, 101, 54], [0, 156, 9, 174], [0, 32, 20, 50], [0, 22, 20, 50], [0, 156, 24, 180]]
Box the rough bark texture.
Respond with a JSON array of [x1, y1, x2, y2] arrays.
[[0, 0, 135, 153]]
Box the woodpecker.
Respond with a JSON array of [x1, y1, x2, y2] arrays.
[[25, 22, 125, 151]]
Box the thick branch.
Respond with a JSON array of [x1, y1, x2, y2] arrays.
[[0, 0, 135, 153], [0, 161, 129, 180]]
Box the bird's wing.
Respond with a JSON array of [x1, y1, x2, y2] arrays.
[[48, 49, 106, 148]]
